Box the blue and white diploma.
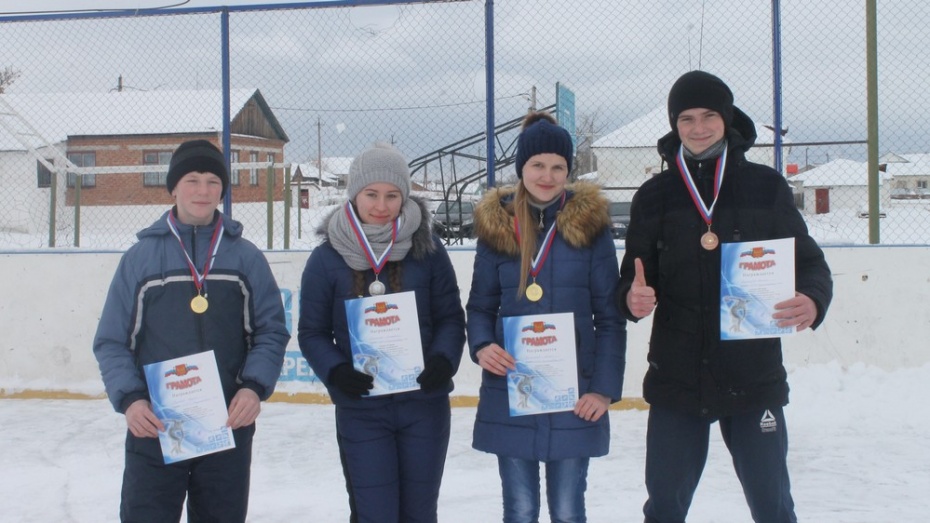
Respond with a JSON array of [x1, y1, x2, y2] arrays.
[[345, 290, 424, 396], [720, 237, 796, 340], [502, 312, 578, 416], [142, 350, 235, 464]]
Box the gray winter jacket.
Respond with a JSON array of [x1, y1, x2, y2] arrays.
[[93, 209, 289, 413]]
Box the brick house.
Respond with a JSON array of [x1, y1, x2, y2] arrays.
[[1, 88, 289, 207]]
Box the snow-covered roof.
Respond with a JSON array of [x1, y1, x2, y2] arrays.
[[0, 88, 261, 150], [318, 156, 353, 175], [881, 153, 930, 178], [879, 152, 910, 164], [593, 106, 783, 149], [291, 162, 341, 183], [592, 107, 669, 149], [791, 158, 890, 187]]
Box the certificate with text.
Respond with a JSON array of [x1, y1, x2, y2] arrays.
[[345, 290, 424, 396], [720, 237, 796, 340], [142, 350, 235, 464], [502, 312, 578, 416]]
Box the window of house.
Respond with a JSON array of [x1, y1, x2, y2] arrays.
[[918, 180, 928, 189], [143, 150, 173, 187], [36, 160, 53, 188], [66, 152, 96, 188], [230, 150, 240, 186], [249, 152, 259, 186]]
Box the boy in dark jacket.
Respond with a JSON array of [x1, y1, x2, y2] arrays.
[[619, 71, 833, 523], [93, 140, 289, 522]]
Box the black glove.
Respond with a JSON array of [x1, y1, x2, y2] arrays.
[[416, 356, 454, 392], [328, 363, 374, 398]]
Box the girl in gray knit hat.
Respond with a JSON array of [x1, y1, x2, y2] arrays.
[[297, 142, 466, 523]]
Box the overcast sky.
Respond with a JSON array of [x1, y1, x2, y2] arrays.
[[1, 1, 927, 168], [0, 0, 336, 15]]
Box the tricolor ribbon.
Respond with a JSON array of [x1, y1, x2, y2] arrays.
[[166, 211, 224, 296], [514, 191, 566, 280], [344, 201, 399, 277], [675, 143, 728, 227]]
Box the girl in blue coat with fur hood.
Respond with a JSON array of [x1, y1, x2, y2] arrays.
[[298, 143, 466, 523], [467, 113, 627, 523]]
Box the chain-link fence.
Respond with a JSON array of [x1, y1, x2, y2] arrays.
[[0, 0, 927, 250]]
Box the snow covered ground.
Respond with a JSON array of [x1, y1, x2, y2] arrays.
[[1, 362, 927, 522]]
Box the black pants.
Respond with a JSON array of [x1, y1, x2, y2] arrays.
[[120, 424, 255, 523], [643, 405, 796, 523], [334, 396, 451, 523]]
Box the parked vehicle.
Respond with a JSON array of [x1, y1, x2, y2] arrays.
[[857, 205, 886, 218], [433, 200, 476, 238], [608, 201, 632, 239]]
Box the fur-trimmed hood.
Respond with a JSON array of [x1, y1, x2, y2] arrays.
[[317, 194, 436, 259], [474, 181, 610, 256]]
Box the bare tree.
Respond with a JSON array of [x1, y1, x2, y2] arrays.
[[0, 67, 22, 94], [573, 109, 608, 177]]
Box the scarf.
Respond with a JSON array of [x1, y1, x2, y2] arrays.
[[327, 198, 422, 271], [684, 138, 727, 161]]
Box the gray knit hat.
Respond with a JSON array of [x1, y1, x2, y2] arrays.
[[346, 142, 411, 202]]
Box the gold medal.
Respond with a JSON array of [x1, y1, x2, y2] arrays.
[[700, 230, 719, 250], [190, 295, 209, 314], [525, 282, 543, 302]]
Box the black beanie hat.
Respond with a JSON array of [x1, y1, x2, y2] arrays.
[[515, 112, 574, 178], [667, 70, 735, 130], [166, 139, 229, 195]]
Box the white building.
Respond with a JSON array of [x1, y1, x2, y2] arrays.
[[880, 153, 930, 199], [788, 158, 891, 215], [289, 157, 351, 208]]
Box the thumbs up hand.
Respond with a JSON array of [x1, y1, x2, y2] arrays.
[[626, 257, 657, 319]]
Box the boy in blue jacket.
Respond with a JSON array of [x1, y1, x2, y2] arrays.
[[93, 140, 289, 522]]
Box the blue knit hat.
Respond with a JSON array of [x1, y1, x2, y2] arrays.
[[515, 112, 574, 178]]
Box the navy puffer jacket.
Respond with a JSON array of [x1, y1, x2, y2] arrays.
[[297, 197, 466, 407], [467, 182, 627, 461]]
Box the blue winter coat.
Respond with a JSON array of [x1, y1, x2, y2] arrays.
[[93, 209, 290, 413], [467, 182, 627, 461], [297, 198, 466, 407]]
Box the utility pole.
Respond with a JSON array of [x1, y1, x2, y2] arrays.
[[588, 131, 594, 173]]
